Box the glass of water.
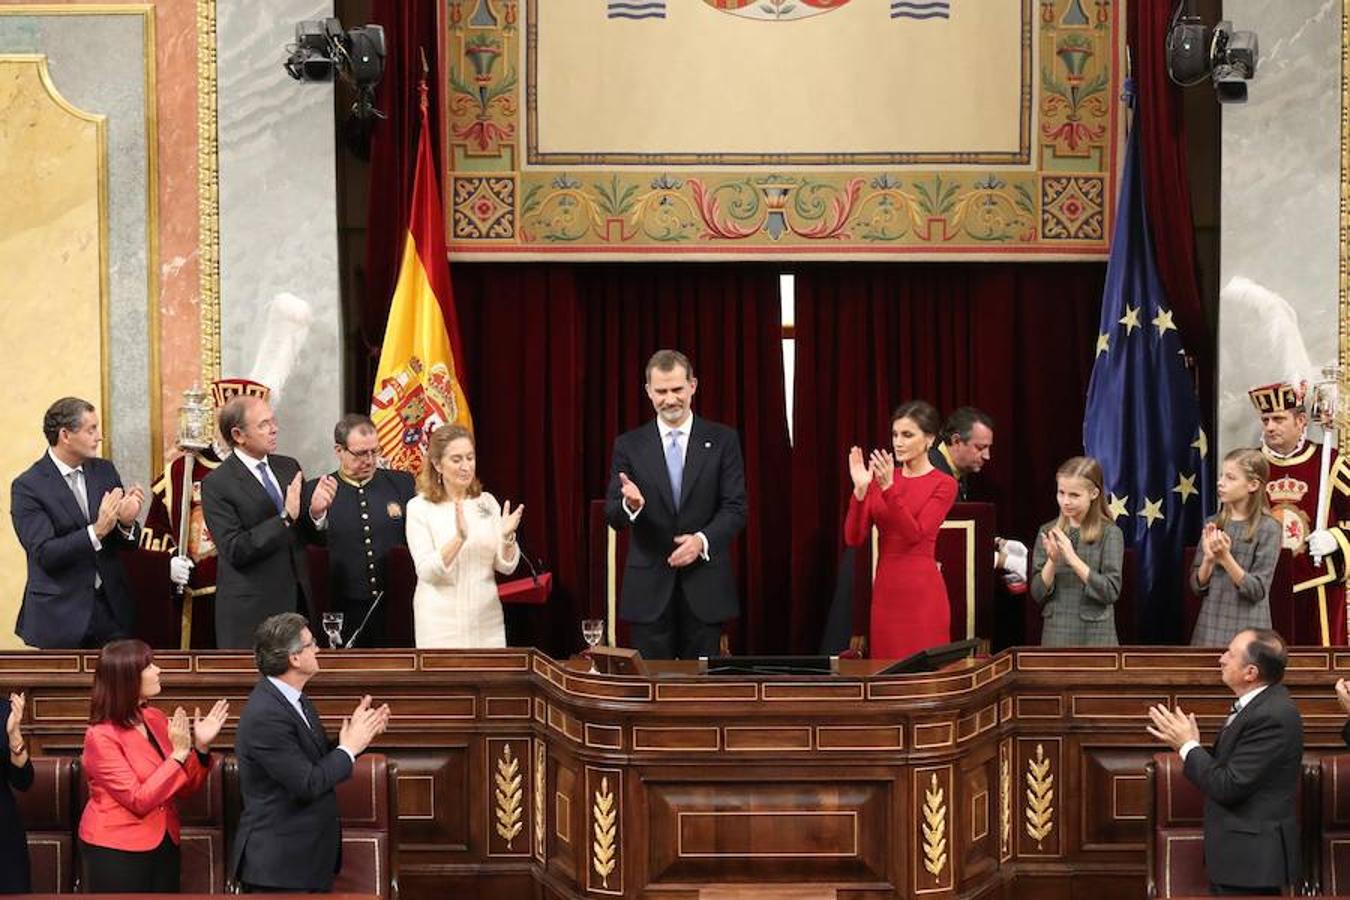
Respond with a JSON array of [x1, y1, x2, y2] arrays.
[[321, 612, 345, 649], [581, 618, 604, 672]]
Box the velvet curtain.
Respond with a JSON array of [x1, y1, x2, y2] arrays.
[[451, 264, 791, 657]]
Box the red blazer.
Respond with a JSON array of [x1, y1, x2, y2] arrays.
[[78, 706, 213, 851]]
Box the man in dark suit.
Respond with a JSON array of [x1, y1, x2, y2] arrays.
[[202, 395, 337, 648], [604, 350, 748, 660], [231, 613, 390, 892], [11, 397, 143, 648], [1148, 628, 1303, 895], [927, 406, 995, 503], [302, 414, 416, 647]]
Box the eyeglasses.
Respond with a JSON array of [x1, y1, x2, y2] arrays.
[[294, 639, 318, 653], [341, 446, 379, 460]]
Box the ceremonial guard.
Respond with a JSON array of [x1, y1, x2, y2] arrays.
[[1251, 380, 1350, 645], [140, 379, 271, 648], [304, 414, 416, 647]]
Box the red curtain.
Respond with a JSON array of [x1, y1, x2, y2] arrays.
[[361, 0, 444, 396], [451, 264, 791, 657], [788, 263, 1106, 650], [1129, 0, 1212, 405]]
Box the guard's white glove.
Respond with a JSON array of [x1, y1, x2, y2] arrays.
[[169, 556, 194, 586], [1309, 529, 1337, 560], [997, 539, 1029, 581]]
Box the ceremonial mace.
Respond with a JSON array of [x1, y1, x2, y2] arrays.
[[173, 386, 214, 648], [1311, 366, 1342, 568]]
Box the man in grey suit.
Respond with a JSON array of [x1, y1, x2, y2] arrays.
[[201, 395, 336, 648], [1148, 628, 1302, 895]]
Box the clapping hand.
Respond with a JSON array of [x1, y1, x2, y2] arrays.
[[1211, 529, 1232, 562], [847, 447, 872, 498], [167, 707, 193, 759], [338, 695, 391, 756], [309, 474, 338, 520], [6, 692, 24, 743], [1049, 528, 1080, 565], [94, 488, 123, 537], [869, 449, 895, 491], [1042, 529, 1062, 564], [116, 484, 144, 526], [501, 500, 524, 540], [1200, 523, 1219, 561], [1146, 703, 1199, 752], [284, 472, 303, 521], [618, 472, 645, 512], [1336, 678, 1350, 716], [191, 699, 230, 752], [668, 534, 702, 568]]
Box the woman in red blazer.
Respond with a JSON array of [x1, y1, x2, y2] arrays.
[[78, 639, 228, 893]]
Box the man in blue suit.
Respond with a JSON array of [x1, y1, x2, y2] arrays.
[[605, 350, 748, 659], [11, 397, 143, 648]]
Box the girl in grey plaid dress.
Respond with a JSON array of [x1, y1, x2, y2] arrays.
[[1190, 448, 1280, 647], [1030, 457, 1124, 646]]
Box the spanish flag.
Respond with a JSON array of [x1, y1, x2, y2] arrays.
[[370, 82, 471, 474]]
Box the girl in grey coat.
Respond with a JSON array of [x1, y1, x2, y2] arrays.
[[1030, 456, 1124, 646], [1190, 448, 1280, 647]]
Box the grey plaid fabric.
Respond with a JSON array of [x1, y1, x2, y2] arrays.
[[1030, 520, 1125, 646], [1189, 514, 1281, 647]]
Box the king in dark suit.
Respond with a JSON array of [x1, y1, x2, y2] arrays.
[[201, 395, 336, 649], [604, 350, 748, 660], [1148, 628, 1303, 895], [231, 613, 389, 892], [11, 397, 143, 649]]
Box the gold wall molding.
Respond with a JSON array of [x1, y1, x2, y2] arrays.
[[197, 0, 220, 382], [532, 738, 546, 862], [1341, 0, 1350, 406], [1000, 738, 1013, 862]]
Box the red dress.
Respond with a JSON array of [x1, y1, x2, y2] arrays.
[[844, 469, 958, 660]]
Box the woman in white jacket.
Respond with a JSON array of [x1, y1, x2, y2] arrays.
[[405, 424, 523, 648]]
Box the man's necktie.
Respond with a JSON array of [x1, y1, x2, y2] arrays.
[[1223, 699, 1241, 727], [666, 430, 683, 510], [257, 461, 285, 514], [67, 469, 90, 522]]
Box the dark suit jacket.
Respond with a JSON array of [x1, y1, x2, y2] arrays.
[[202, 453, 314, 649], [231, 678, 352, 891], [604, 417, 747, 625], [0, 698, 34, 894], [11, 454, 139, 648], [1182, 682, 1303, 890]]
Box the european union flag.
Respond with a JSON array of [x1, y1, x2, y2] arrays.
[[1083, 82, 1211, 644]]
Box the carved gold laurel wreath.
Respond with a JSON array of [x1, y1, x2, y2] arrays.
[[1025, 743, 1055, 848], [593, 776, 618, 888], [922, 773, 949, 879], [494, 744, 524, 849], [1000, 744, 1012, 858]]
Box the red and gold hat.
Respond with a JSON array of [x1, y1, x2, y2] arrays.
[[1248, 381, 1307, 415], [210, 378, 271, 409]]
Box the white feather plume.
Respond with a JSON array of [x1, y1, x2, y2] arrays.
[[248, 292, 314, 402], [1218, 276, 1319, 454]]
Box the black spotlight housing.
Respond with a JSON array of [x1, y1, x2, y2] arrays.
[[1164, 4, 1259, 104], [284, 17, 387, 118]]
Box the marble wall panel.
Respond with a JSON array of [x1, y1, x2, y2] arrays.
[[217, 0, 340, 475], [1218, 0, 1343, 457]]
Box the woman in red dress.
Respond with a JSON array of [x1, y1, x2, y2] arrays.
[[844, 400, 958, 659]]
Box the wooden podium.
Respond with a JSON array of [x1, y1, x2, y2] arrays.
[[7, 646, 1350, 900]]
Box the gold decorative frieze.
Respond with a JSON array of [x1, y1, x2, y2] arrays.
[[196, 0, 220, 381], [494, 743, 524, 849], [592, 776, 618, 890], [922, 773, 948, 879], [1025, 743, 1055, 848]]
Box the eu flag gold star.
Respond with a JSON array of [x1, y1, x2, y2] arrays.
[[1138, 497, 1165, 528], [1191, 428, 1208, 459], [1096, 332, 1110, 357], [1118, 305, 1141, 335], [1152, 308, 1177, 336], [1107, 493, 1130, 521], [1173, 473, 1198, 503]]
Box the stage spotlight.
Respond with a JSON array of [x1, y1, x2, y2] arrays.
[[1165, 3, 1259, 104], [284, 17, 387, 118]]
